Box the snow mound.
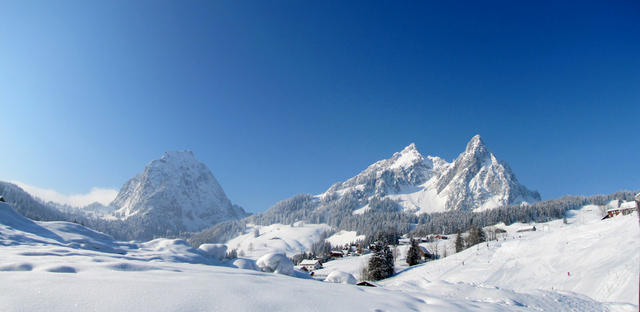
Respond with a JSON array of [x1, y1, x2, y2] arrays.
[[325, 271, 357, 284], [231, 258, 259, 271], [256, 253, 294, 276], [198, 244, 227, 260]]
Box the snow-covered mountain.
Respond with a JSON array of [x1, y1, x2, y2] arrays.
[[111, 151, 248, 233], [320, 135, 540, 214]]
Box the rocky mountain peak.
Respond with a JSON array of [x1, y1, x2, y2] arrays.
[[318, 135, 540, 214], [463, 135, 490, 159], [111, 151, 247, 235]]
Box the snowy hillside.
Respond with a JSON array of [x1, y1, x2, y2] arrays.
[[313, 203, 639, 310], [226, 223, 333, 258], [111, 151, 247, 233], [383, 204, 639, 306], [0, 201, 617, 311], [223, 223, 369, 259], [0, 181, 65, 221], [320, 135, 540, 214]]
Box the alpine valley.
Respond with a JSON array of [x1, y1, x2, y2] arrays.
[[1, 135, 638, 311]]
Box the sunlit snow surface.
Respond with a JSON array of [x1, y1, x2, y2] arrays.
[[0, 202, 637, 311]]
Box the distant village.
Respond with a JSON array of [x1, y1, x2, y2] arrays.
[[292, 198, 639, 284]]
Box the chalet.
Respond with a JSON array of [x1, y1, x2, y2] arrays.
[[516, 226, 536, 233], [419, 246, 436, 260], [602, 201, 637, 219], [330, 251, 344, 258], [299, 259, 322, 271], [0, 196, 5, 202]]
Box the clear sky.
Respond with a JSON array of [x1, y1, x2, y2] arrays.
[[0, 1, 638, 213]]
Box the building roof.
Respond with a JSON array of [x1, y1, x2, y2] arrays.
[[299, 259, 320, 265], [620, 201, 637, 209]]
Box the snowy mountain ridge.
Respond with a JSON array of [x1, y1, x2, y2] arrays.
[[111, 150, 247, 233], [320, 135, 541, 214]]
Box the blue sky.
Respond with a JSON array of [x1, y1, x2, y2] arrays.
[[0, 1, 638, 212]]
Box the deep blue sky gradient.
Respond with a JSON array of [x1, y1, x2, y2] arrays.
[[1, 1, 638, 212]]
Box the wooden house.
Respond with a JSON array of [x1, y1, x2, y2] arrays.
[[299, 259, 322, 271]]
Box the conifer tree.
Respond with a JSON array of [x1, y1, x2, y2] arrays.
[[406, 238, 421, 266], [455, 230, 464, 252], [367, 241, 394, 280]]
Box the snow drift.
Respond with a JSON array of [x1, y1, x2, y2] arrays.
[[256, 253, 294, 276]]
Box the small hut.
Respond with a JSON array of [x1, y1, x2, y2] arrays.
[[299, 259, 322, 271]]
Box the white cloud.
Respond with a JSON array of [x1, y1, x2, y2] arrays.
[[11, 181, 118, 207]]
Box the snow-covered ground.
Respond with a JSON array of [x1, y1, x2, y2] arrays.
[[0, 201, 637, 311], [225, 222, 333, 258], [225, 224, 365, 259], [316, 204, 639, 310], [325, 230, 365, 247], [384, 205, 639, 307]]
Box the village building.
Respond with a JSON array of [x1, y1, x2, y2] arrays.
[[419, 246, 436, 260], [602, 201, 637, 219], [330, 251, 344, 258], [299, 259, 322, 271]]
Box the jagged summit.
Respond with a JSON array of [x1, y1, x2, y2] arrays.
[[388, 143, 424, 170], [319, 135, 540, 214], [464, 134, 488, 154], [111, 151, 247, 235], [401, 142, 418, 152]]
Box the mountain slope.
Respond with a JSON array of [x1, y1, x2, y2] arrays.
[[111, 151, 247, 234], [381, 204, 639, 307], [0, 182, 65, 221], [320, 135, 540, 214]]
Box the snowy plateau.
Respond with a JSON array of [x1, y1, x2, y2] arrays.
[[0, 199, 638, 311]]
